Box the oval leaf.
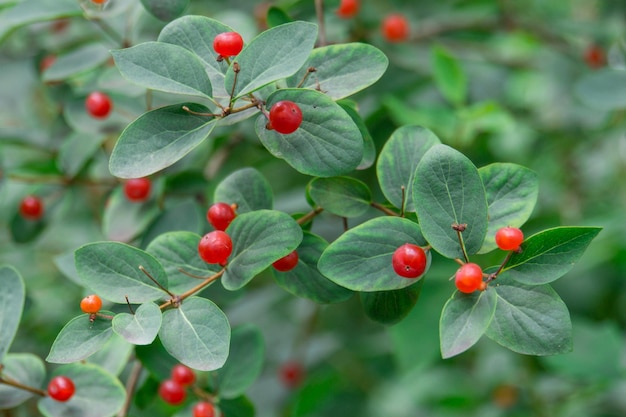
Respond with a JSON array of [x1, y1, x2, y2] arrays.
[[286, 42, 388, 100], [75, 242, 169, 303], [102, 185, 161, 242], [318, 216, 431, 291], [0, 265, 24, 362], [225, 21, 317, 99], [217, 324, 264, 399], [146, 231, 221, 294], [140, 0, 189, 22], [0, 353, 45, 409], [360, 280, 423, 326], [575, 68, 626, 111], [485, 281, 572, 355], [38, 363, 125, 417], [159, 297, 230, 371], [111, 42, 212, 99], [440, 288, 497, 359], [109, 103, 216, 178], [272, 232, 353, 304], [42, 43, 110, 83], [222, 210, 303, 291], [307, 176, 372, 218], [112, 302, 162, 345], [501, 226, 602, 285], [431, 45, 467, 106], [46, 314, 113, 363], [377, 125, 441, 212], [214, 167, 274, 214], [478, 163, 538, 253], [412, 144, 488, 259], [338, 100, 376, 170], [256, 89, 363, 177], [140, 198, 204, 247]]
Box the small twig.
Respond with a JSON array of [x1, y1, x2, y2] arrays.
[[452, 223, 470, 263], [487, 250, 515, 283], [117, 361, 143, 417], [0, 376, 47, 397], [124, 296, 135, 314], [139, 265, 175, 298], [314, 0, 327, 46], [159, 269, 225, 311], [182, 106, 220, 118], [227, 62, 241, 110], [297, 207, 324, 225], [342, 217, 349, 232], [371, 202, 399, 217], [400, 186, 406, 217], [296, 67, 317, 88]]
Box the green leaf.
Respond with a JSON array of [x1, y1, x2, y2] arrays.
[[158, 16, 237, 99], [286, 43, 388, 100], [439, 288, 497, 359], [214, 167, 274, 213], [0, 0, 81, 44], [218, 396, 255, 417], [377, 125, 441, 212], [224, 21, 317, 99], [256, 89, 363, 177], [0, 353, 45, 409], [111, 42, 212, 99], [266, 6, 292, 28], [318, 216, 430, 291], [485, 281, 572, 355], [360, 280, 423, 326], [112, 302, 162, 345], [109, 103, 216, 178], [42, 43, 110, 83], [307, 176, 371, 218], [46, 314, 114, 363], [501, 226, 602, 285], [159, 297, 230, 371], [575, 68, 626, 111], [338, 100, 376, 170], [140, 0, 189, 22], [9, 210, 46, 243], [217, 324, 264, 399], [57, 132, 107, 178], [272, 232, 353, 304], [478, 163, 538, 253], [86, 334, 133, 377], [0, 265, 24, 362], [431, 45, 467, 106], [140, 198, 204, 247], [75, 242, 169, 303], [146, 231, 221, 294], [38, 363, 125, 417], [412, 144, 488, 259], [222, 210, 303, 290], [102, 186, 161, 242]]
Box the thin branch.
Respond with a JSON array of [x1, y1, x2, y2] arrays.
[[159, 269, 225, 310], [139, 265, 175, 298], [371, 202, 399, 217], [0, 376, 46, 397], [117, 361, 143, 417], [314, 0, 327, 46], [297, 207, 324, 225]]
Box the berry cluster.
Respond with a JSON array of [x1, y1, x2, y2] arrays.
[[158, 364, 195, 405]]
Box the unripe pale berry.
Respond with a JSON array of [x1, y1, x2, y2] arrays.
[[495, 227, 524, 251], [268, 101, 303, 134], [392, 243, 427, 278], [455, 263, 483, 294]]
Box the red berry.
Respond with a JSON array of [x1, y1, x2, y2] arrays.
[[193, 401, 215, 417], [85, 91, 112, 119], [158, 379, 186, 405], [279, 361, 305, 389], [198, 231, 233, 264], [19, 195, 44, 220], [455, 263, 483, 294], [124, 178, 151, 202], [213, 32, 244, 57], [80, 294, 102, 314], [47, 376, 75, 402], [584, 44, 605, 69], [207, 202, 237, 231], [171, 364, 195, 387], [336, 0, 359, 18], [268, 101, 303, 134], [392, 243, 427, 278], [272, 250, 299, 272], [495, 227, 524, 251], [382, 14, 410, 43]]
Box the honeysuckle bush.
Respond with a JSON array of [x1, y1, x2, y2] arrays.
[[1, 0, 625, 416]]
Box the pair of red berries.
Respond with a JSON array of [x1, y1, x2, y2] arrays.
[[200, 202, 237, 265], [158, 364, 196, 405], [47, 375, 75, 402], [19, 195, 44, 220]]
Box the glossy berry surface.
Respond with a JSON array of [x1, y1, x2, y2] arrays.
[[336, 0, 359, 18], [207, 202, 237, 231], [279, 361, 305, 389], [198, 231, 233, 264], [272, 250, 299, 272], [213, 32, 244, 57], [158, 379, 186, 405], [124, 178, 151, 202], [171, 364, 195, 387], [268, 100, 303, 134], [80, 294, 102, 314], [382, 13, 410, 42], [85, 91, 112, 119], [455, 263, 484, 294], [47, 376, 75, 402], [392, 243, 427, 278], [495, 227, 524, 251], [193, 401, 215, 417], [19, 195, 44, 220]]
